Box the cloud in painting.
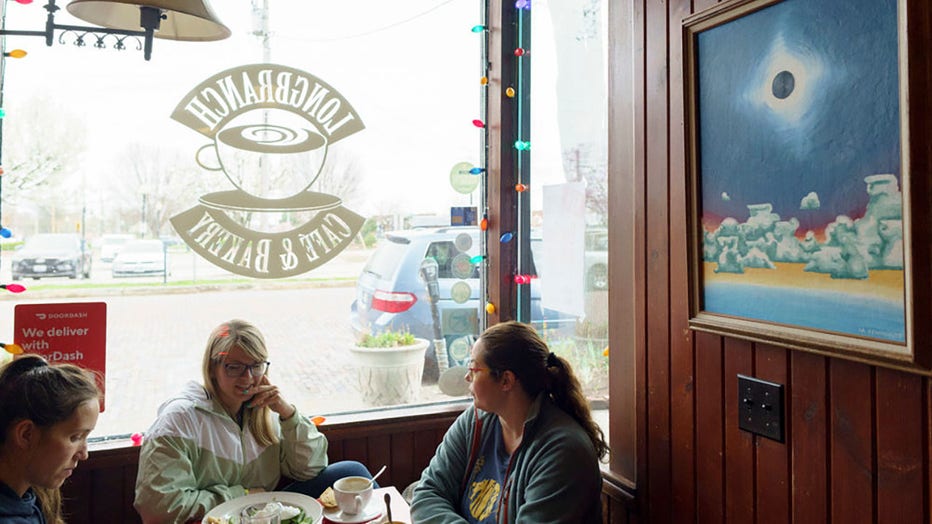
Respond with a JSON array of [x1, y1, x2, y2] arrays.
[[800, 191, 820, 210]]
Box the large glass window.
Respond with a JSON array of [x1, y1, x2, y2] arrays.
[[0, 1, 482, 437], [527, 0, 609, 404], [0, 0, 607, 439]]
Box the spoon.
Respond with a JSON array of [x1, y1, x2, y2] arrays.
[[384, 492, 393, 523], [366, 464, 387, 487]]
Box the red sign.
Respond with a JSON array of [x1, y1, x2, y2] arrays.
[[14, 302, 107, 411]]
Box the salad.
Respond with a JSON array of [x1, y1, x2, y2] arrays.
[[205, 501, 315, 524]]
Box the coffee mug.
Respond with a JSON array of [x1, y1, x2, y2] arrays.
[[333, 476, 373, 515]]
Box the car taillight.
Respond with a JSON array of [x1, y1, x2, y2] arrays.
[[371, 290, 417, 313]]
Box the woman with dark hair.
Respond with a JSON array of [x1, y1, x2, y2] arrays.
[[412, 321, 609, 523], [134, 319, 373, 524], [0, 354, 101, 524]]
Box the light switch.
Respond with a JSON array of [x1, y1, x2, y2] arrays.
[[737, 374, 784, 442]]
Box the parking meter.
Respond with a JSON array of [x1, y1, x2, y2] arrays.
[[419, 258, 447, 373]]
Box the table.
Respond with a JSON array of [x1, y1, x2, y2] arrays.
[[322, 486, 411, 524]]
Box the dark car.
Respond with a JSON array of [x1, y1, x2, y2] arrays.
[[350, 226, 576, 382], [12, 233, 92, 280]]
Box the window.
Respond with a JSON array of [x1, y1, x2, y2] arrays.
[[0, 1, 610, 444]]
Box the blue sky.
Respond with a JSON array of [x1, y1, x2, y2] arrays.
[[696, 0, 900, 232]]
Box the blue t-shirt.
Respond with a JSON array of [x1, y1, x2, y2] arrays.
[[460, 419, 511, 523]]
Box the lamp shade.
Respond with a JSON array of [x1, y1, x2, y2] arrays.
[[66, 0, 230, 41]]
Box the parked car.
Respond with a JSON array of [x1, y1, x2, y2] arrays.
[[11, 233, 92, 280], [585, 227, 608, 290], [350, 226, 576, 382], [111, 240, 168, 277], [99, 233, 135, 262]]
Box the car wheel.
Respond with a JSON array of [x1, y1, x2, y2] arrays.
[[587, 264, 608, 290]]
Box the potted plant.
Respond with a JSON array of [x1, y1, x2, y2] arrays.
[[350, 329, 429, 406]]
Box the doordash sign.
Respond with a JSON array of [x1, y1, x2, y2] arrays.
[[14, 302, 107, 410]]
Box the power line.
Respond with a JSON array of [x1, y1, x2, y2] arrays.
[[275, 0, 459, 43]]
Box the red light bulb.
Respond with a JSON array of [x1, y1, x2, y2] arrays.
[[472, 119, 485, 128], [515, 183, 528, 192], [514, 48, 526, 57]]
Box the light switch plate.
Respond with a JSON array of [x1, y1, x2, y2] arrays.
[[737, 374, 785, 442]]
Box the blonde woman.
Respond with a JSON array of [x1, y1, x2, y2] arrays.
[[134, 319, 372, 523]]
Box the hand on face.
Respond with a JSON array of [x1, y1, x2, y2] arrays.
[[245, 375, 295, 419]]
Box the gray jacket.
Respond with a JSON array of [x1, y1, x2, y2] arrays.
[[411, 394, 602, 523]]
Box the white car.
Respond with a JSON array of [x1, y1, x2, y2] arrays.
[[99, 234, 135, 262], [111, 240, 168, 277], [585, 228, 608, 290]]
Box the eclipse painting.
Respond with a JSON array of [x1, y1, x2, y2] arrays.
[[693, 0, 904, 343]]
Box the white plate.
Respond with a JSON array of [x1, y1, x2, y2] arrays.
[[204, 491, 323, 523], [321, 498, 383, 524]]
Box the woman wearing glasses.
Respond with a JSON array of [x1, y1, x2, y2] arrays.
[[411, 321, 609, 523], [134, 319, 372, 523]]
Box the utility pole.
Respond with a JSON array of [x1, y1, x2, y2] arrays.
[[250, 0, 271, 230]]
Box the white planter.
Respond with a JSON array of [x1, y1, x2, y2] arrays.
[[350, 338, 428, 406]]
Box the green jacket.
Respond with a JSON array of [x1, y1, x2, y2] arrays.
[[133, 381, 328, 523], [411, 394, 602, 523]]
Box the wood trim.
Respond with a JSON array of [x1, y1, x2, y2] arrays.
[[485, 0, 518, 325]]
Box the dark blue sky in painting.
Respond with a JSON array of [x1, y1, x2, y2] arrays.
[[696, 0, 900, 232]]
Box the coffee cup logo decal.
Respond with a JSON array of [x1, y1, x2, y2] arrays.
[[170, 64, 366, 279]]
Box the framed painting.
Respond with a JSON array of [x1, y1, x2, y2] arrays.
[[683, 0, 932, 372]]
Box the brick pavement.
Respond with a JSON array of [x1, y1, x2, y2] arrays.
[[0, 282, 454, 438]]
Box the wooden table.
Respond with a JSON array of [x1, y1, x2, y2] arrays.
[[321, 486, 411, 523]]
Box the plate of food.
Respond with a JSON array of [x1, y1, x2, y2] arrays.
[[204, 491, 323, 524]]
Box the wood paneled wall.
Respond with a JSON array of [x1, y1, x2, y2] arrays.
[[610, 0, 931, 522]]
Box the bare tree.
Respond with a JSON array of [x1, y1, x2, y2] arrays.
[[108, 144, 210, 237], [1, 93, 87, 232]]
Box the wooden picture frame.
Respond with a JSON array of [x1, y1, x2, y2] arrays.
[[683, 0, 932, 373]]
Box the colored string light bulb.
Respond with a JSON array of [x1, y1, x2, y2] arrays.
[[1, 284, 25, 293], [0, 167, 5, 175], [513, 274, 532, 285], [472, 119, 485, 128], [131, 433, 144, 446], [480, 215, 489, 231], [485, 302, 497, 314], [469, 167, 486, 175], [514, 140, 531, 151], [0, 227, 11, 238], [471, 24, 486, 33], [4, 49, 26, 59], [514, 48, 526, 57], [505, 87, 515, 98], [0, 109, 6, 119], [480, 76, 488, 85], [1, 342, 23, 355], [515, 183, 528, 192], [14, 0, 33, 4], [311, 416, 326, 426], [500, 232, 514, 243], [603, 346, 610, 357], [469, 255, 486, 264], [515, 0, 531, 9]]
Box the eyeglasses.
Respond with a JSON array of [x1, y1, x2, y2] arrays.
[[222, 361, 270, 378], [465, 361, 489, 380]]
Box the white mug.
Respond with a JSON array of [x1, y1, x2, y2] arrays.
[[333, 476, 373, 515]]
